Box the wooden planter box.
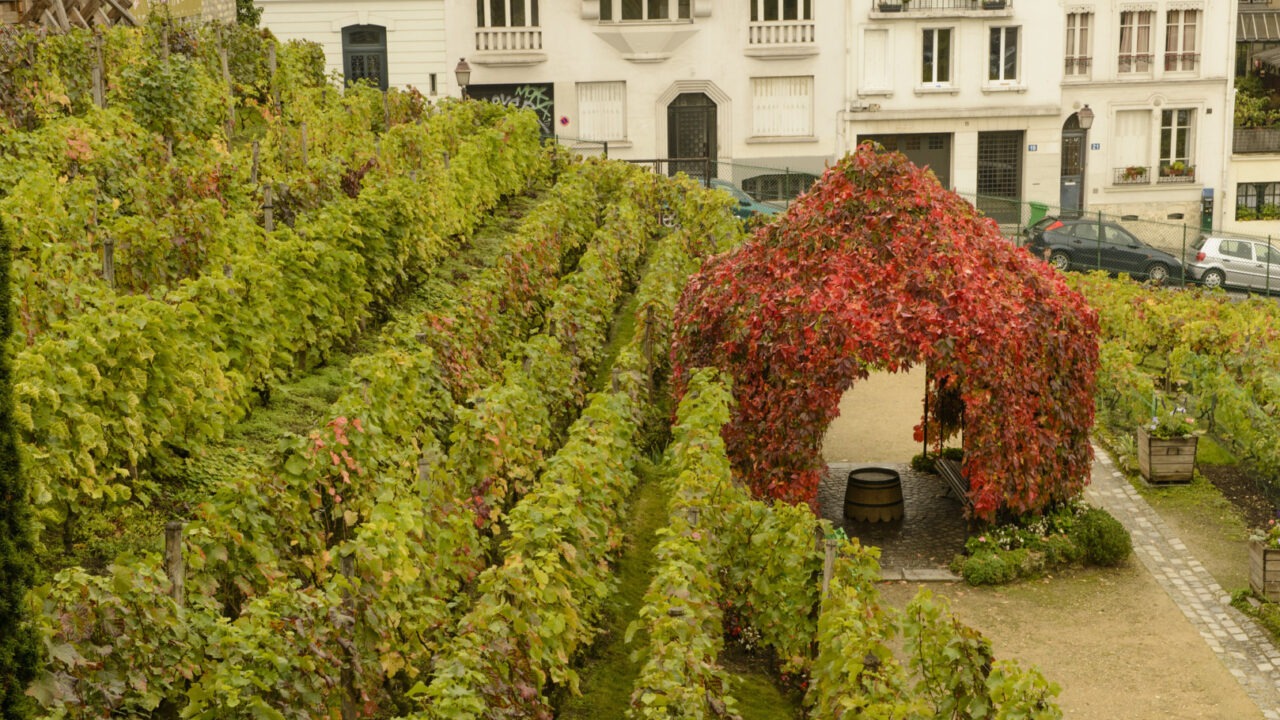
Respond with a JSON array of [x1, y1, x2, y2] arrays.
[[1136, 426, 1197, 484], [1250, 540, 1280, 602]]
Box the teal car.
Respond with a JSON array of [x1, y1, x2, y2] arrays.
[[708, 179, 786, 221]]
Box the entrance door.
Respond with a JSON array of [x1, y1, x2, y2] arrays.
[[667, 93, 717, 181], [1060, 118, 1086, 218]]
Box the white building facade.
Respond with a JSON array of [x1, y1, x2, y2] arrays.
[[445, 0, 847, 185], [255, 0, 1238, 226]]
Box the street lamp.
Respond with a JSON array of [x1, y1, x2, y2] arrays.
[[1077, 104, 1094, 130], [455, 58, 472, 99]]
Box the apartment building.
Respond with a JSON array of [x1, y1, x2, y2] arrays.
[[254, 0, 1238, 224]]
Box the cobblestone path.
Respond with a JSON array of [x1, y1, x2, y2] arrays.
[[1088, 445, 1280, 718]]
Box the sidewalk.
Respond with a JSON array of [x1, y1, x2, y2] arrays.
[[1087, 444, 1280, 718]]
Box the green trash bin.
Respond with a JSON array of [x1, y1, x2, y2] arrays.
[[1027, 201, 1049, 226]]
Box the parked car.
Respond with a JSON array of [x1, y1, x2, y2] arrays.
[[708, 179, 786, 221], [1184, 235, 1280, 293], [1022, 216, 1183, 284]]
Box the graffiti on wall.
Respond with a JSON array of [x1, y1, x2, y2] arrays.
[[468, 83, 555, 135]]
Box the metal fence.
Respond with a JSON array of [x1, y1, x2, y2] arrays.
[[547, 140, 1280, 293]]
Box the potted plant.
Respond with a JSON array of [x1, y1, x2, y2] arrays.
[[1249, 520, 1280, 601], [878, 0, 904, 10], [1161, 160, 1187, 177], [982, 0, 1007, 8], [1123, 165, 1147, 182], [1136, 404, 1198, 483]]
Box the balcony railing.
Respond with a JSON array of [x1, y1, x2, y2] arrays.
[[1113, 166, 1150, 185], [748, 20, 815, 45], [873, 0, 1011, 13], [1163, 52, 1200, 72], [1064, 56, 1091, 75], [475, 27, 543, 52], [1234, 127, 1280, 154], [1157, 164, 1196, 184], [1117, 53, 1154, 73]]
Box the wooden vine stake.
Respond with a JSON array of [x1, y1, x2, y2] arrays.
[[821, 539, 836, 598], [164, 521, 185, 610], [90, 32, 105, 109], [339, 554, 357, 720], [101, 236, 115, 287], [218, 44, 235, 140], [267, 42, 280, 115], [263, 186, 275, 231]]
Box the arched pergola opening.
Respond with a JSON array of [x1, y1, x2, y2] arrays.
[[671, 146, 1099, 522]]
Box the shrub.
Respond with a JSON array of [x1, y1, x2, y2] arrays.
[[956, 551, 1022, 586], [955, 503, 1128, 585], [910, 453, 936, 474], [1071, 507, 1132, 567], [910, 447, 962, 475]]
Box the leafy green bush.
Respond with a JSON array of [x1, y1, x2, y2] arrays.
[[1070, 507, 1132, 567], [957, 551, 1022, 586], [909, 447, 962, 474], [955, 503, 1126, 584]]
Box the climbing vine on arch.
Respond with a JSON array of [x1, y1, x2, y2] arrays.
[[671, 146, 1099, 522]]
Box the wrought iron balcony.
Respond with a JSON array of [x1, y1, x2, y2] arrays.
[[871, 0, 1011, 17], [1113, 166, 1150, 186], [1157, 164, 1196, 184]]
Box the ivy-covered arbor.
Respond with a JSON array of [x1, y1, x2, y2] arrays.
[[671, 146, 1099, 522]]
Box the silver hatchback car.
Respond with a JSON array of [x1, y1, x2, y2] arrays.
[[1186, 235, 1280, 292]]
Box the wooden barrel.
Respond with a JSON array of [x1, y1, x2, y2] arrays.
[[844, 467, 904, 523]]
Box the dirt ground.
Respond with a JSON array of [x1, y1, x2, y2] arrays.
[[822, 369, 1268, 720]]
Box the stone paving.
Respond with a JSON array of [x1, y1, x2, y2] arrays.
[[816, 462, 967, 580], [1087, 444, 1280, 719]]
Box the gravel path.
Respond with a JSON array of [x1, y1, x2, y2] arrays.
[[823, 370, 1280, 718]]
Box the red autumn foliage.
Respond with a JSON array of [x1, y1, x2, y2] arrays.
[[670, 145, 1099, 522]]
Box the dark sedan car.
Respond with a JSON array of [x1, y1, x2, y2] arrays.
[[1022, 216, 1183, 284]]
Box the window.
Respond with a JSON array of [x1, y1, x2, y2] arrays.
[[988, 26, 1018, 82], [1118, 10, 1153, 73], [1164, 9, 1198, 72], [750, 0, 811, 21], [1236, 182, 1280, 220], [577, 81, 627, 141], [751, 76, 813, 137], [1065, 12, 1092, 77], [342, 25, 387, 91], [921, 28, 952, 85], [477, 0, 539, 26], [599, 0, 690, 20], [1159, 108, 1194, 176]]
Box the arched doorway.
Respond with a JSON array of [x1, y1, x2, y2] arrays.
[[667, 92, 717, 181], [1060, 113, 1087, 218]]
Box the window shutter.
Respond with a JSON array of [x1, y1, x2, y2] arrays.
[[862, 28, 890, 92], [751, 76, 813, 137], [1115, 109, 1151, 167], [577, 82, 626, 141]]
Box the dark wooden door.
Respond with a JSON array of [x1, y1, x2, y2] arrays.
[[1060, 127, 1086, 218], [667, 92, 716, 180]]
